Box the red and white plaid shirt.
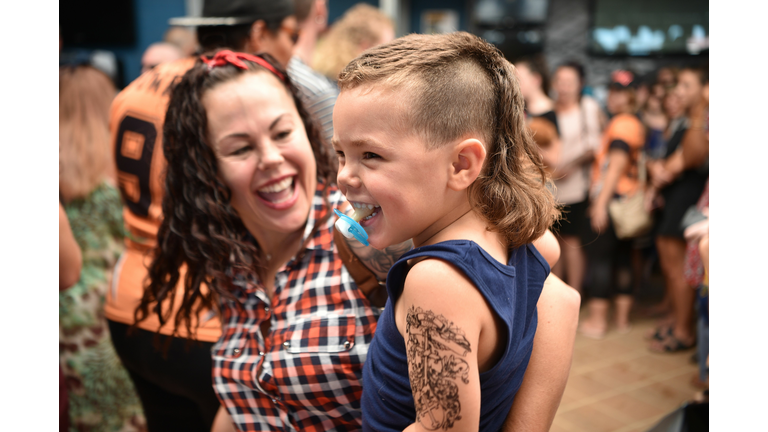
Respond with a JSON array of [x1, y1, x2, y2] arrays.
[[213, 183, 381, 431]]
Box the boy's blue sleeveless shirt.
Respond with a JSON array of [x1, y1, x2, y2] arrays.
[[361, 240, 549, 432]]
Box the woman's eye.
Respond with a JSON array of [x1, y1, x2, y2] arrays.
[[363, 152, 381, 160], [231, 146, 250, 156], [275, 130, 292, 140]]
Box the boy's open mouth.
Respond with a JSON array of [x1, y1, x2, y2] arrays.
[[351, 202, 381, 222]]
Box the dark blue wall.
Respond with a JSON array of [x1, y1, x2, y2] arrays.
[[62, 0, 382, 87], [61, 0, 186, 87]]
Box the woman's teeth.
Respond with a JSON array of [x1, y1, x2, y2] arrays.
[[259, 177, 293, 193]]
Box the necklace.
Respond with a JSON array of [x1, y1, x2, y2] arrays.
[[420, 208, 472, 246]]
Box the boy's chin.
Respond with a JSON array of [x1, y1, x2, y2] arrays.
[[364, 231, 390, 250], [367, 233, 408, 251], [366, 238, 390, 251]]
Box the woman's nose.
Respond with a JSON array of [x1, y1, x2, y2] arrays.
[[258, 141, 285, 171]]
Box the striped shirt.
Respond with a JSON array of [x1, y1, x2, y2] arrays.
[[287, 56, 339, 144], [213, 183, 380, 431]]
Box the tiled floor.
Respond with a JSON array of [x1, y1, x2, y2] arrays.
[[550, 314, 702, 432]]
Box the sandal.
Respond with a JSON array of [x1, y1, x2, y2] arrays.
[[644, 325, 672, 341], [649, 333, 696, 353]]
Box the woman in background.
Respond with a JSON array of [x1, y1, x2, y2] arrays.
[[550, 60, 603, 295], [59, 64, 146, 431], [580, 70, 646, 338], [59, 203, 82, 432], [515, 54, 561, 171], [646, 66, 709, 353], [312, 3, 395, 81]]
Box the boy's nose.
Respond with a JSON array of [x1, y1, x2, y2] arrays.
[[337, 162, 362, 190]]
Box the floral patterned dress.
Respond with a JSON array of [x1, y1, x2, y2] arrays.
[[59, 182, 146, 432]]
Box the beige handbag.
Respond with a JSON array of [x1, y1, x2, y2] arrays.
[[608, 152, 653, 239]]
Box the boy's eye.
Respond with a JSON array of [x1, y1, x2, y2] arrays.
[[335, 150, 345, 159], [362, 152, 381, 160]]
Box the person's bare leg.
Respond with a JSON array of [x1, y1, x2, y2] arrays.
[[643, 245, 672, 321], [614, 294, 633, 332], [560, 234, 586, 294], [579, 298, 609, 339], [653, 236, 695, 348]]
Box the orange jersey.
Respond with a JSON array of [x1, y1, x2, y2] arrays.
[[591, 113, 646, 198], [105, 57, 221, 341]]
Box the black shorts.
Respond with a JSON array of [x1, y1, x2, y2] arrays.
[[553, 199, 589, 238], [107, 320, 221, 432], [656, 170, 708, 239]]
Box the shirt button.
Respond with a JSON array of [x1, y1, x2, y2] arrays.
[[264, 306, 270, 312], [283, 341, 290, 348], [259, 351, 265, 356], [344, 341, 351, 349], [233, 348, 241, 356]]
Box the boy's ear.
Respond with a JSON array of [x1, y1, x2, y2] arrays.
[[447, 138, 486, 191]]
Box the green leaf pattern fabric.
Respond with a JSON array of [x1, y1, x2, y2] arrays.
[[59, 182, 146, 431]]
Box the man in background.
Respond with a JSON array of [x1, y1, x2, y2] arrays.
[[140, 42, 183, 74], [287, 0, 338, 143], [164, 25, 199, 56]]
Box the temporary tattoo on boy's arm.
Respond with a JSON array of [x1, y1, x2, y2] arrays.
[[349, 239, 413, 280], [406, 306, 471, 431]]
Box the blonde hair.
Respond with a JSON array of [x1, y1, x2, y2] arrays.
[[338, 32, 560, 248], [59, 65, 117, 201], [312, 4, 394, 80]]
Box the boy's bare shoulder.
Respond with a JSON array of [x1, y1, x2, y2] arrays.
[[402, 257, 481, 303]]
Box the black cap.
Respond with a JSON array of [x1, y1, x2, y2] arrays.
[[608, 69, 636, 90], [169, 0, 294, 27]]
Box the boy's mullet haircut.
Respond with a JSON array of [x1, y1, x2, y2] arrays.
[[338, 32, 559, 248]]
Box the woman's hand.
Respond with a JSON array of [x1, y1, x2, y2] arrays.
[[589, 201, 609, 234], [553, 149, 594, 181], [684, 219, 709, 244], [643, 186, 662, 213], [647, 160, 673, 189], [683, 207, 709, 244]]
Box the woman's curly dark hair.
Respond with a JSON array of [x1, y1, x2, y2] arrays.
[[134, 52, 336, 339]]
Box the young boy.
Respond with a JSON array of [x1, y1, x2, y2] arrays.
[[332, 32, 561, 431]]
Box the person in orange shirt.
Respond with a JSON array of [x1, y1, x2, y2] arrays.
[[105, 1, 303, 431], [579, 70, 646, 339]]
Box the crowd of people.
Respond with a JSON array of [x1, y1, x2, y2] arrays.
[[59, 0, 707, 431], [514, 55, 710, 393]]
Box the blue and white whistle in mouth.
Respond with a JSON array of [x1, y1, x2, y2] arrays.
[[334, 208, 369, 246]]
